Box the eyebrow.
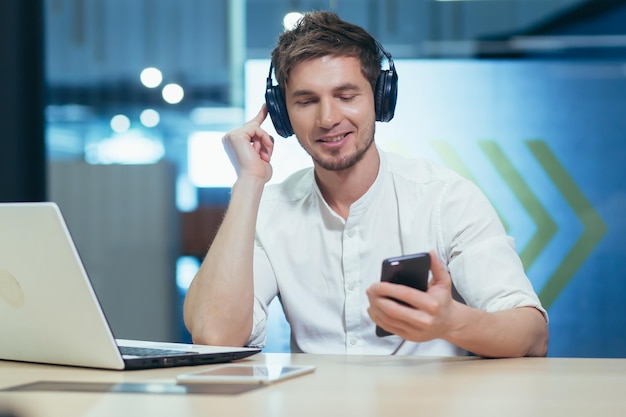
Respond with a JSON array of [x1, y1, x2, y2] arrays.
[[290, 83, 362, 98]]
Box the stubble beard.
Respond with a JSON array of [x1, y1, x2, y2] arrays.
[[300, 124, 376, 172]]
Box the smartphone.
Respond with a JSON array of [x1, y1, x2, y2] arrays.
[[375, 252, 431, 337], [176, 364, 316, 385]]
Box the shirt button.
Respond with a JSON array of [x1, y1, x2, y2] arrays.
[[347, 230, 355, 238], [349, 338, 357, 346], [347, 283, 355, 291]]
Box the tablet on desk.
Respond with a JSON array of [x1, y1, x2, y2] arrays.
[[176, 364, 316, 385]]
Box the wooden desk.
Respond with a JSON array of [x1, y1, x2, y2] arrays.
[[1, 354, 625, 417]]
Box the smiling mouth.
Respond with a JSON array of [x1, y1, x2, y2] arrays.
[[318, 133, 348, 143]]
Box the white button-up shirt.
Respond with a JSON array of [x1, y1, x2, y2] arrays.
[[248, 149, 546, 356]]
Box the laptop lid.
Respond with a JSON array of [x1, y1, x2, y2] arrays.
[[0, 202, 259, 370]]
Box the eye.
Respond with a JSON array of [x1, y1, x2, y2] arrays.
[[295, 97, 317, 106], [338, 93, 358, 102]]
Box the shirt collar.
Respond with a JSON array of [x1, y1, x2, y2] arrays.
[[312, 147, 387, 222], [349, 147, 387, 218]]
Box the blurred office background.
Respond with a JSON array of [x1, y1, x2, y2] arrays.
[[1, 0, 625, 357]]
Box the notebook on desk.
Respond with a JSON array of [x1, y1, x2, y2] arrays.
[[0, 202, 260, 370]]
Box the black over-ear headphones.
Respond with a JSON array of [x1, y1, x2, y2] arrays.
[[265, 40, 398, 138]]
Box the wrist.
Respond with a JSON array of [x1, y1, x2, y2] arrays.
[[444, 300, 472, 344], [232, 174, 267, 194]]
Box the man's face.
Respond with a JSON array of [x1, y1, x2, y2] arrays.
[[284, 55, 376, 171]]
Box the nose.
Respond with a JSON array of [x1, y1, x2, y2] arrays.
[[317, 97, 340, 130]]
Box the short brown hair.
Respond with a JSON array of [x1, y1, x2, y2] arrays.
[[271, 11, 382, 94]]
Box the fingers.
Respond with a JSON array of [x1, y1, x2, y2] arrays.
[[252, 106, 274, 163], [367, 252, 457, 342], [246, 104, 273, 156], [221, 104, 275, 182], [368, 280, 430, 310], [251, 103, 269, 125], [251, 133, 274, 163], [259, 135, 274, 162], [367, 293, 435, 341], [227, 105, 274, 153]]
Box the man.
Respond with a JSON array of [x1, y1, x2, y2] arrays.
[[184, 11, 548, 357]]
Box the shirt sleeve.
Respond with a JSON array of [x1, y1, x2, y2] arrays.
[[438, 176, 548, 321], [247, 238, 279, 347]]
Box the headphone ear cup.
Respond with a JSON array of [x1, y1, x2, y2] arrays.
[[374, 72, 385, 122], [374, 70, 398, 122], [265, 85, 294, 138]]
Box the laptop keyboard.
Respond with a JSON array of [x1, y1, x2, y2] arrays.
[[119, 346, 196, 357]]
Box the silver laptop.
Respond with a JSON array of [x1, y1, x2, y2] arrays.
[[0, 202, 260, 370]]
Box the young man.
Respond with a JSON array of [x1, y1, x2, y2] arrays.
[[184, 11, 548, 357]]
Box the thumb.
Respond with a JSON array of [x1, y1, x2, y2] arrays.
[[428, 251, 451, 290]]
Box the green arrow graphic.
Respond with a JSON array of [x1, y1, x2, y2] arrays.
[[431, 139, 606, 309], [431, 141, 478, 183], [431, 141, 509, 231], [479, 141, 558, 271], [527, 140, 607, 309]]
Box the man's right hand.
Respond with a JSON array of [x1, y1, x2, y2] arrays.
[[184, 105, 274, 347], [222, 104, 275, 184]]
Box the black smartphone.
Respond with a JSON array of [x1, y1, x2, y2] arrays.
[[375, 252, 431, 337]]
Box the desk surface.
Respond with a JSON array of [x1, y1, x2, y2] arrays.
[[1, 353, 625, 417]]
